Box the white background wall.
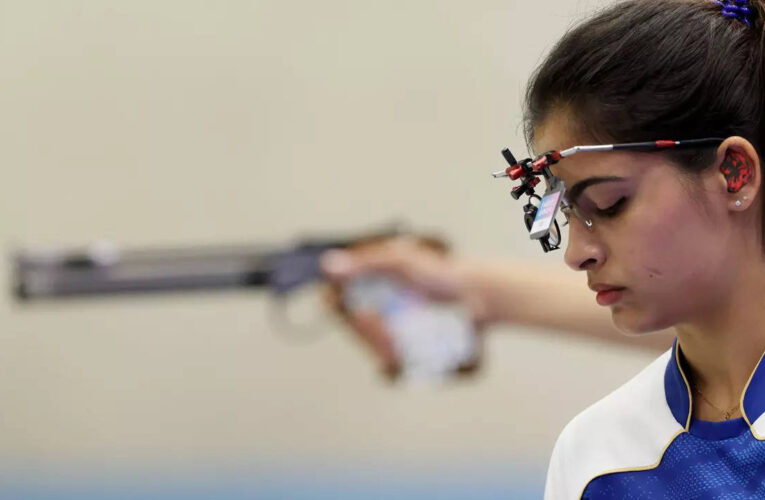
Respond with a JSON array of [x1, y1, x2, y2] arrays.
[[0, 0, 659, 497]]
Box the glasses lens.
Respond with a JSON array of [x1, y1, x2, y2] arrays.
[[548, 219, 562, 247], [560, 198, 593, 229]]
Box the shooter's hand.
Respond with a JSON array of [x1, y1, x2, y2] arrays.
[[319, 237, 485, 379]]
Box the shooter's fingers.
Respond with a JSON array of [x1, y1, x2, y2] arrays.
[[347, 311, 401, 379]]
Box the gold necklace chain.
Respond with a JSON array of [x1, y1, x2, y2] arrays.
[[694, 387, 740, 420]]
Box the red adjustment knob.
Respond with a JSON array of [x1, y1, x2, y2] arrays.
[[529, 177, 540, 188], [532, 157, 549, 172], [509, 165, 523, 180]]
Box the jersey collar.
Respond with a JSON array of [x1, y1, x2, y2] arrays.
[[664, 338, 765, 430]]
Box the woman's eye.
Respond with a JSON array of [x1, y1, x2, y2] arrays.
[[595, 197, 627, 218]]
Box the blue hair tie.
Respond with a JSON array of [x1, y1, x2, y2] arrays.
[[713, 0, 753, 27]]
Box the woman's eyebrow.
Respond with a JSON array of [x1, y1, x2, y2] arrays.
[[566, 176, 626, 204]]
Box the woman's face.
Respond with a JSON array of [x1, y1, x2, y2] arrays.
[[535, 119, 736, 334]]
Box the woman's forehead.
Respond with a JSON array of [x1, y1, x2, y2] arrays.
[[550, 150, 639, 182], [532, 106, 597, 148], [533, 117, 581, 155]]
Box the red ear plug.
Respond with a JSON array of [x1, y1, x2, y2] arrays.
[[720, 150, 753, 193]]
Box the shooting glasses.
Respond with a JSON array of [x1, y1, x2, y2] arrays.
[[492, 138, 725, 252]]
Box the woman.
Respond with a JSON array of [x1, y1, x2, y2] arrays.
[[328, 0, 765, 497], [528, 0, 765, 498]]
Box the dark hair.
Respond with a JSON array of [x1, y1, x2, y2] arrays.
[[524, 0, 765, 172]]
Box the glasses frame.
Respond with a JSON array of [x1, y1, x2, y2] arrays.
[[493, 137, 724, 252]]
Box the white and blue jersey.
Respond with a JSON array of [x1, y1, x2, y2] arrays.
[[544, 339, 765, 499]]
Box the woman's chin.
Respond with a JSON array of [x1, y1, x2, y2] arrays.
[[611, 306, 671, 335]]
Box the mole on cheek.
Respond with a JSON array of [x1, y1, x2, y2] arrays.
[[645, 267, 663, 279]]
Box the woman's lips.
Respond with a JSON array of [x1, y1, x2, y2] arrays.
[[595, 287, 626, 306]]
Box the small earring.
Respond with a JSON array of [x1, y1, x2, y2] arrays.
[[736, 200, 743, 207]]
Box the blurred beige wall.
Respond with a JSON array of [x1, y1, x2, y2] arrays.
[[0, 0, 658, 491]]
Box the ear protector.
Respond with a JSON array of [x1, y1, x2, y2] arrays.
[[720, 150, 753, 193]]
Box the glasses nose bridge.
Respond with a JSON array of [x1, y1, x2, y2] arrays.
[[563, 213, 605, 271], [560, 203, 593, 230]]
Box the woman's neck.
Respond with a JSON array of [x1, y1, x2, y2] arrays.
[[676, 261, 765, 421]]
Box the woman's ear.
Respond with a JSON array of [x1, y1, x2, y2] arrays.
[[714, 136, 761, 212]]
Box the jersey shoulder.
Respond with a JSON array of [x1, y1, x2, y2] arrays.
[[544, 348, 683, 500]]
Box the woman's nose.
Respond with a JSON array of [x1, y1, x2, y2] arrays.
[[564, 219, 606, 271]]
